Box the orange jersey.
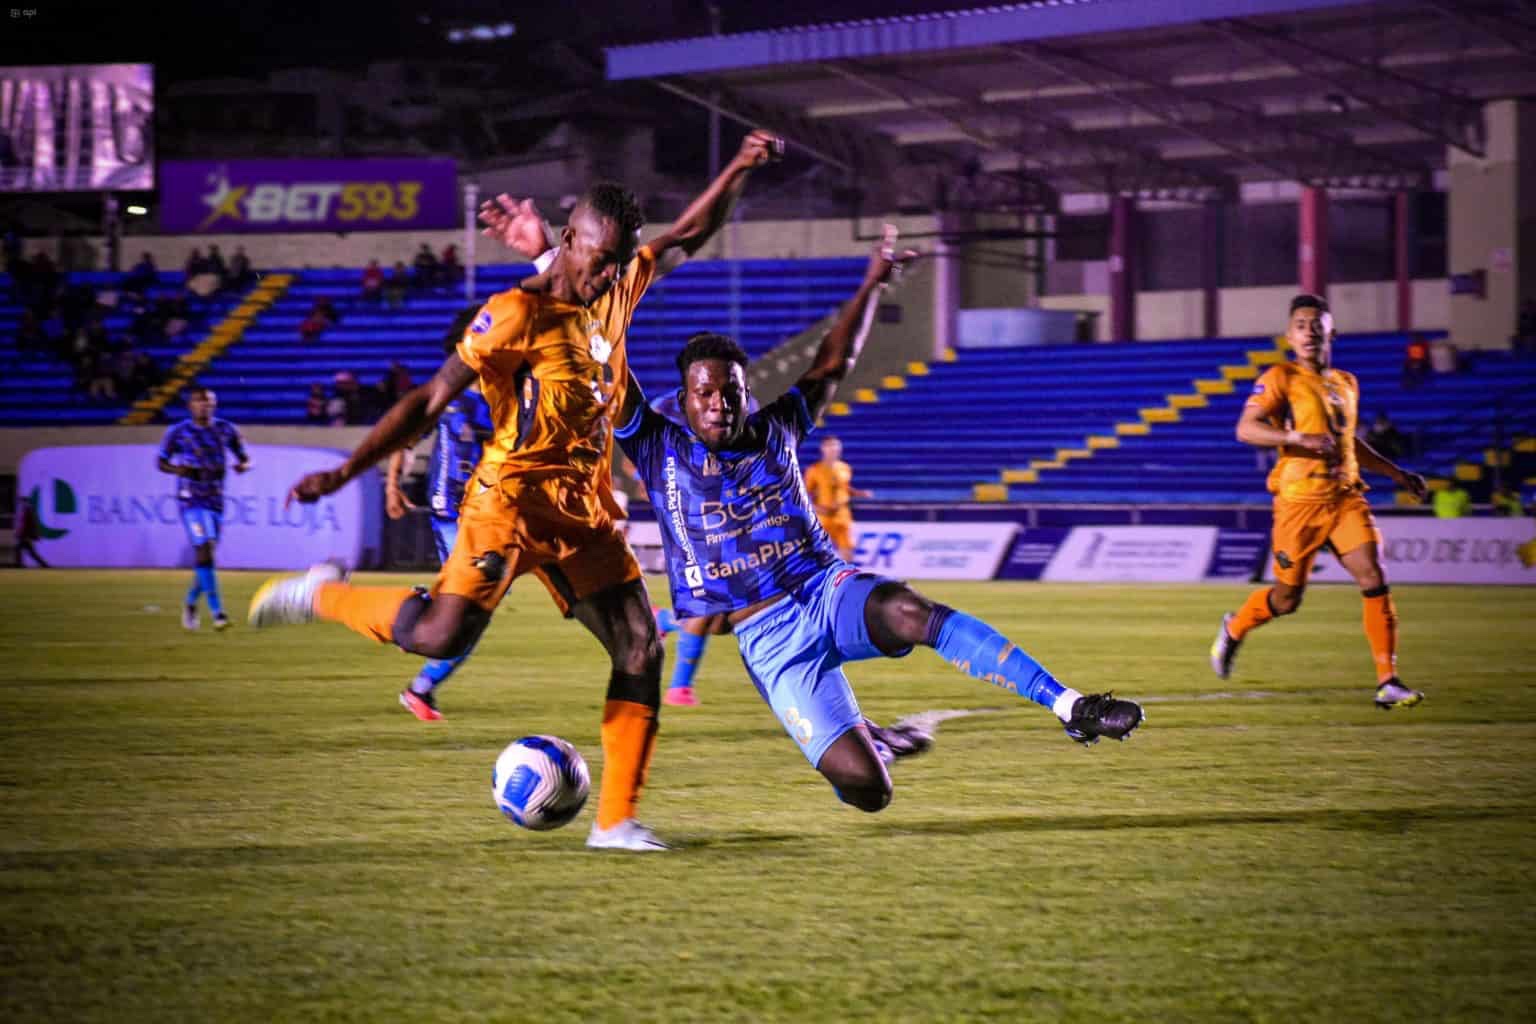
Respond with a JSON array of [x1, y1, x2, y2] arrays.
[[457, 245, 657, 515], [1246, 361, 1363, 502], [804, 459, 856, 524]]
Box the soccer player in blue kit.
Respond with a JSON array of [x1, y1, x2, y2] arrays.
[[615, 228, 1143, 810], [157, 386, 250, 631], [386, 373, 494, 720]]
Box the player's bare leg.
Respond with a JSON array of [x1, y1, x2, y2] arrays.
[[816, 727, 892, 812], [570, 579, 668, 851], [862, 580, 1143, 744], [1339, 542, 1422, 709]]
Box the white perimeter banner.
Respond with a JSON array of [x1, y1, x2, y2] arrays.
[[17, 445, 380, 569], [1263, 516, 1536, 586], [626, 520, 1018, 581], [1043, 526, 1219, 582]]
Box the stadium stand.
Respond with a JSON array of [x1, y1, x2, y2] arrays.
[[0, 271, 239, 426], [806, 331, 1536, 504], [178, 257, 869, 424]]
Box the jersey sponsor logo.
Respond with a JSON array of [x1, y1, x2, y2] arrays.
[[684, 565, 703, 588], [832, 567, 859, 588], [663, 453, 703, 586], [702, 536, 809, 580], [698, 484, 786, 532], [471, 311, 493, 335]]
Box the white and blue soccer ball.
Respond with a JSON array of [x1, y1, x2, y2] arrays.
[[491, 735, 590, 831]]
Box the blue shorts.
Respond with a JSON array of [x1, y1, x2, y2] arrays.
[[180, 506, 222, 547], [431, 516, 459, 565], [733, 563, 909, 769]]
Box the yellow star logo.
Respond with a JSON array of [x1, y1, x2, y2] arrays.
[[197, 183, 247, 231]]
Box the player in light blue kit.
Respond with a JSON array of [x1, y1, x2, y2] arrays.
[[386, 313, 495, 721], [157, 386, 250, 631], [616, 229, 1143, 811]]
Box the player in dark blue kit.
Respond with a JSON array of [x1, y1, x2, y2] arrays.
[[386, 378, 494, 720], [616, 228, 1143, 811], [157, 386, 250, 631]]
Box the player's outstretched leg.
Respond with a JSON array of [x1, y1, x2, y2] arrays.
[[858, 579, 1143, 744], [248, 562, 351, 628]]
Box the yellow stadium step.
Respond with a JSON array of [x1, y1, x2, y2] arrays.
[[880, 375, 906, 390], [1195, 378, 1234, 395], [1249, 348, 1286, 365], [853, 388, 879, 403], [906, 361, 930, 376], [1515, 437, 1536, 453], [1454, 462, 1482, 482], [1000, 468, 1038, 484], [972, 483, 1009, 502], [1140, 407, 1181, 424], [1483, 448, 1511, 467], [1086, 435, 1119, 450], [118, 274, 295, 425], [1168, 393, 1208, 410], [1221, 364, 1259, 380], [1115, 422, 1150, 436], [1427, 478, 1451, 492], [827, 401, 851, 417]]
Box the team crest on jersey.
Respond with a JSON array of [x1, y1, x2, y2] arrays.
[[471, 311, 493, 335], [1251, 382, 1266, 394], [701, 453, 721, 477], [585, 319, 612, 365]]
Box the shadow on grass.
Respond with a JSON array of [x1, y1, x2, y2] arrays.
[[885, 803, 1535, 838]]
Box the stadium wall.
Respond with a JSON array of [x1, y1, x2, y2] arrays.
[[1043, 279, 1449, 341]]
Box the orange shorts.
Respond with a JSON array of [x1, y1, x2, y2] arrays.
[[434, 473, 641, 616], [818, 515, 854, 555], [1269, 493, 1382, 586]]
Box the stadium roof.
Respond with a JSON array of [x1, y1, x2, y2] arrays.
[[605, 0, 1536, 211]]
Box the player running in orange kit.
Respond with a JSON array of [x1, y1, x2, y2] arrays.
[[249, 130, 784, 851], [804, 435, 872, 561], [1210, 294, 1429, 709]]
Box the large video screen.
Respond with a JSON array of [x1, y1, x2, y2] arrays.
[[0, 64, 154, 192]]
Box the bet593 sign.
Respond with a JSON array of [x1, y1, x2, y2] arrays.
[[159, 159, 457, 233]]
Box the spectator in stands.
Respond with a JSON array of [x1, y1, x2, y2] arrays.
[[304, 383, 328, 424], [206, 244, 229, 288], [228, 246, 256, 290], [1429, 339, 1461, 375], [1514, 301, 1536, 356], [316, 295, 340, 326], [411, 243, 438, 290], [1364, 411, 1407, 461], [1491, 483, 1523, 517], [360, 259, 385, 302], [17, 309, 47, 353], [86, 351, 117, 400], [299, 303, 330, 344], [327, 371, 364, 425], [1433, 479, 1471, 518], [385, 261, 409, 308], [115, 348, 160, 402], [184, 248, 219, 299], [440, 244, 462, 287], [381, 360, 413, 406], [124, 252, 158, 296], [14, 495, 49, 568], [1402, 335, 1430, 388], [184, 248, 209, 279]]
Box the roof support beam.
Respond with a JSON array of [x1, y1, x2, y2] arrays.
[[1215, 18, 1486, 156], [821, 60, 1235, 200], [1003, 43, 1431, 190], [1424, 1, 1536, 63]]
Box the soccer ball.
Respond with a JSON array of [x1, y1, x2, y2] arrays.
[[491, 735, 590, 831]]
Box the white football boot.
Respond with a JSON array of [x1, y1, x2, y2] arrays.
[[248, 562, 345, 628], [586, 818, 670, 852]]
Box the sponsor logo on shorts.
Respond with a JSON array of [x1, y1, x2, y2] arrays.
[[1274, 549, 1293, 569]]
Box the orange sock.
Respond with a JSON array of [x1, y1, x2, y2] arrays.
[[595, 699, 659, 830], [314, 582, 417, 644], [1226, 587, 1276, 641], [1362, 590, 1399, 683]]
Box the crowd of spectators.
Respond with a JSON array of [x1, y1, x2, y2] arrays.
[[303, 362, 415, 426]]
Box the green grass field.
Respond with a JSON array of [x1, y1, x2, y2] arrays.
[[2, 571, 1534, 1022]]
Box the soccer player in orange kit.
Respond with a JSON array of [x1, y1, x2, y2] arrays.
[[804, 434, 872, 561], [1210, 294, 1429, 709], [250, 130, 784, 850]]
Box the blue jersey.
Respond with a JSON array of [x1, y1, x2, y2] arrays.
[[616, 386, 840, 618], [426, 389, 493, 520], [158, 418, 247, 510]]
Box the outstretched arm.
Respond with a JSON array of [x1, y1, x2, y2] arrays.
[[289, 354, 477, 504], [385, 447, 418, 519], [646, 130, 782, 276], [796, 226, 918, 420], [1357, 435, 1428, 501]]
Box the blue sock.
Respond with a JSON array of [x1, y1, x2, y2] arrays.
[[669, 631, 707, 690], [195, 566, 222, 616], [411, 638, 477, 695], [928, 606, 1066, 711], [656, 607, 678, 633]]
